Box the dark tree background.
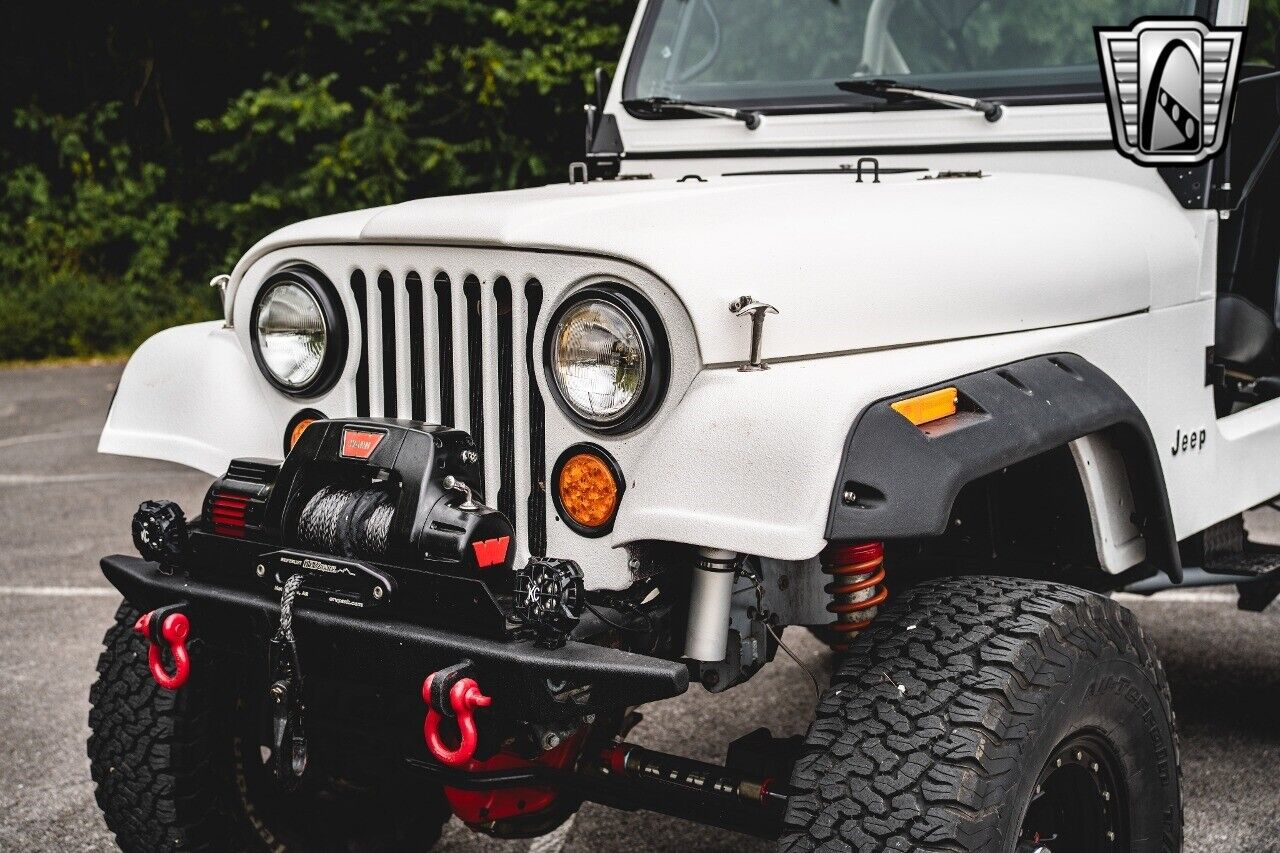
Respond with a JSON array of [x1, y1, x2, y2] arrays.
[[0, 0, 634, 359], [0, 0, 1275, 360]]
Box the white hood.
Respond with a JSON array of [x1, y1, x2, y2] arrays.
[[229, 171, 1199, 365]]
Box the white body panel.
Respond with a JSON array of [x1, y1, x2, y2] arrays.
[[100, 322, 287, 472], [221, 171, 1196, 367], [102, 0, 1276, 588]]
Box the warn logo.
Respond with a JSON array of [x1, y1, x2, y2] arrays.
[[340, 428, 386, 460], [472, 537, 511, 569]]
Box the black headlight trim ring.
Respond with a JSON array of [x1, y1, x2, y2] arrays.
[[250, 265, 348, 399], [542, 283, 671, 435], [551, 442, 627, 538]]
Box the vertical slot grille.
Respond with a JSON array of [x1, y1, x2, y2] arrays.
[[352, 271, 370, 417], [406, 272, 427, 422], [344, 259, 544, 564], [524, 279, 546, 557], [378, 271, 398, 418], [435, 273, 455, 427], [495, 278, 516, 525], [464, 275, 485, 484]]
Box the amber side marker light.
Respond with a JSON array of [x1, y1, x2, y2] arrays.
[[554, 446, 623, 536], [891, 387, 958, 427]]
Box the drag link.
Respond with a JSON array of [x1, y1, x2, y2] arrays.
[[406, 738, 789, 839], [599, 742, 788, 810]]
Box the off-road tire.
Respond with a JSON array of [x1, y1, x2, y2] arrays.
[[88, 601, 451, 852], [779, 576, 1181, 852]]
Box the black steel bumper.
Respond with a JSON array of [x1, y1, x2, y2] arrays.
[[101, 555, 688, 722]]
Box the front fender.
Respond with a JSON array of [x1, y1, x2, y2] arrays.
[[611, 359, 852, 562], [826, 354, 1179, 580], [99, 322, 288, 474], [613, 314, 1168, 569]]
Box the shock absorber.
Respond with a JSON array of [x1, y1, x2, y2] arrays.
[[684, 547, 739, 662], [820, 542, 888, 652]]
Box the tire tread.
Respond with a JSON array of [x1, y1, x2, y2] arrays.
[[88, 602, 235, 853], [779, 576, 1180, 852]]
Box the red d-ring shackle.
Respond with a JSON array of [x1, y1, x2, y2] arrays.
[[134, 605, 191, 690], [422, 668, 492, 767]]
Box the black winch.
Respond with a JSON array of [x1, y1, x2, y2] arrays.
[[162, 419, 519, 632]]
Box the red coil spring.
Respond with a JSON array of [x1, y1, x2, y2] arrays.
[[820, 542, 888, 651]]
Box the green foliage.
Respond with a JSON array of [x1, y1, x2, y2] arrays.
[[0, 0, 633, 359], [1249, 0, 1280, 63], [0, 103, 201, 358]]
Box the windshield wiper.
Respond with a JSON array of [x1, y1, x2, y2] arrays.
[[835, 78, 1003, 123], [623, 97, 762, 130]]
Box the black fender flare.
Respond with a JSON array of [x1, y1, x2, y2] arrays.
[[826, 354, 1181, 581]]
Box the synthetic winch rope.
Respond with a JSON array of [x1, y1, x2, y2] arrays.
[[296, 485, 396, 558], [274, 573, 304, 645]]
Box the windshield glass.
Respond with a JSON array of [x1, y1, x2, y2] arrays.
[[626, 0, 1210, 109]]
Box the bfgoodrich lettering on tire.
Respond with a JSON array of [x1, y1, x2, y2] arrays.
[[779, 577, 1181, 852]]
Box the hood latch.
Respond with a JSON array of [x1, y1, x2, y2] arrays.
[[729, 296, 779, 372]]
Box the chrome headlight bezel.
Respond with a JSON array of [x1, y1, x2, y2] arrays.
[[249, 265, 347, 398], [543, 283, 670, 435]]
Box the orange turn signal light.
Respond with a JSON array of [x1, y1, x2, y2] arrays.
[[285, 410, 325, 454], [891, 388, 958, 427], [556, 449, 621, 532], [289, 418, 317, 450]]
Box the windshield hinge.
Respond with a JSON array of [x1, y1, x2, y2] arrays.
[[583, 67, 625, 180]]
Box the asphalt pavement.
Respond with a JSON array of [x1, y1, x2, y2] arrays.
[[1, 361, 1278, 852]]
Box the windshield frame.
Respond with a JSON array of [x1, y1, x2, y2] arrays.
[[621, 0, 1220, 120]]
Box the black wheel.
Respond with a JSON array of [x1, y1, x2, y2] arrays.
[[779, 577, 1181, 852], [88, 602, 451, 852]]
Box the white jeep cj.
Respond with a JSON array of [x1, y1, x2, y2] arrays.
[[87, 1, 1280, 851]]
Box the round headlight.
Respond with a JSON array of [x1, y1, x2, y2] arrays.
[[250, 266, 346, 397], [546, 286, 668, 432]]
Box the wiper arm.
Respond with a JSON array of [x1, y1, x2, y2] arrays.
[[835, 78, 1003, 123], [623, 97, 762, 130]]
